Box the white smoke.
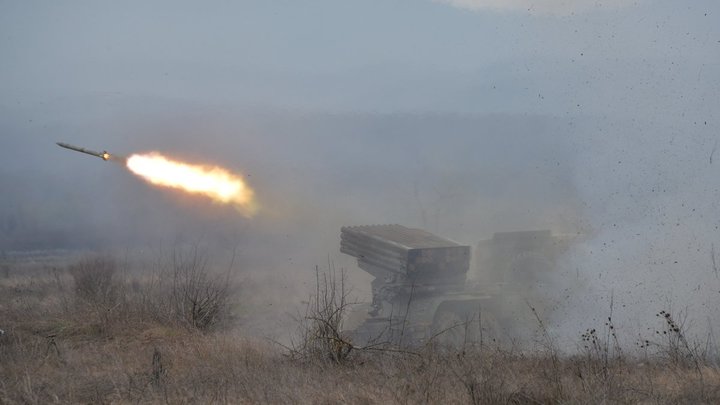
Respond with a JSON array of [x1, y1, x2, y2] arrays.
[[434, 0, 642, 15]]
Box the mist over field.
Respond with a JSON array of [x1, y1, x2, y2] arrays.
[[2, 0, 719, 346]]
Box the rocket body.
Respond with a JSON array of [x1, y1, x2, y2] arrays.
[[56, 142, 119, 161]]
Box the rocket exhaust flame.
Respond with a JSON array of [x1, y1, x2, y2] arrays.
[[126, 152, 257, 217]]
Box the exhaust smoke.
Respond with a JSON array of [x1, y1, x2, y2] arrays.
[[125, 152, 257, 217]]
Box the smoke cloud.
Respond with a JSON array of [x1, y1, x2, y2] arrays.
[[1, 0, 718, 344]]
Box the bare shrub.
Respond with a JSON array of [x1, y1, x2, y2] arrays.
[[69, 256, 120, 306], [528, 302, 565, 401], [653, 309, 703, 370], [573, 297, 625, 402], [63, 248, 235, 333], [168, 246, 233, 331], [291, 265, 354, 364]]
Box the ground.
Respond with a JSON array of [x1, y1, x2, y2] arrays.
[[1, 253, 719, 404]]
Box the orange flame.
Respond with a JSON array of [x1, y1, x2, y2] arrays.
[[126, 152, 257, 216]]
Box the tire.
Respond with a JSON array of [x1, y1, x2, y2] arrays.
[[431, 300, 501, 347]]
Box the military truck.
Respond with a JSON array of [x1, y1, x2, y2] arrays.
[[340, 225, 575, 345]]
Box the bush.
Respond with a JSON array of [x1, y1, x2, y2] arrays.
[[292, 265, 354, 363], [168, 247, 232, 331], [64, 249, 235, 332], [69, 256, 120, 306]]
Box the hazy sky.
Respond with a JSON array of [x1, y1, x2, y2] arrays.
[[2, 1, 716, 115], [1, 1, 719, 342]]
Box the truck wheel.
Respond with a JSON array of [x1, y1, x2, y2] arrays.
[[431, 301, 500, 347]]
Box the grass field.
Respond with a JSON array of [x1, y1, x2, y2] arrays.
[[1, 254, 719, 404]]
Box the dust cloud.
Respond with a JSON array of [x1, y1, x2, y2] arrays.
[[1, 1, 718, 346]]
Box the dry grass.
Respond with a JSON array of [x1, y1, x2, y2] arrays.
[[1, 256, 720, 404]]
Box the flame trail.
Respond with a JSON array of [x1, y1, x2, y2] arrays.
[[126, 152, 257, 217]]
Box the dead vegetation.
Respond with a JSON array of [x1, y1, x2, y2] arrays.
[[1, 255, 720, 404], [288, 265, 355, 364]]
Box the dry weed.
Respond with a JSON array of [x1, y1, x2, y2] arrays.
[[2, 255, 720, 404]]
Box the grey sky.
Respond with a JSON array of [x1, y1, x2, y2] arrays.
[[2, 1, 716, 115]]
